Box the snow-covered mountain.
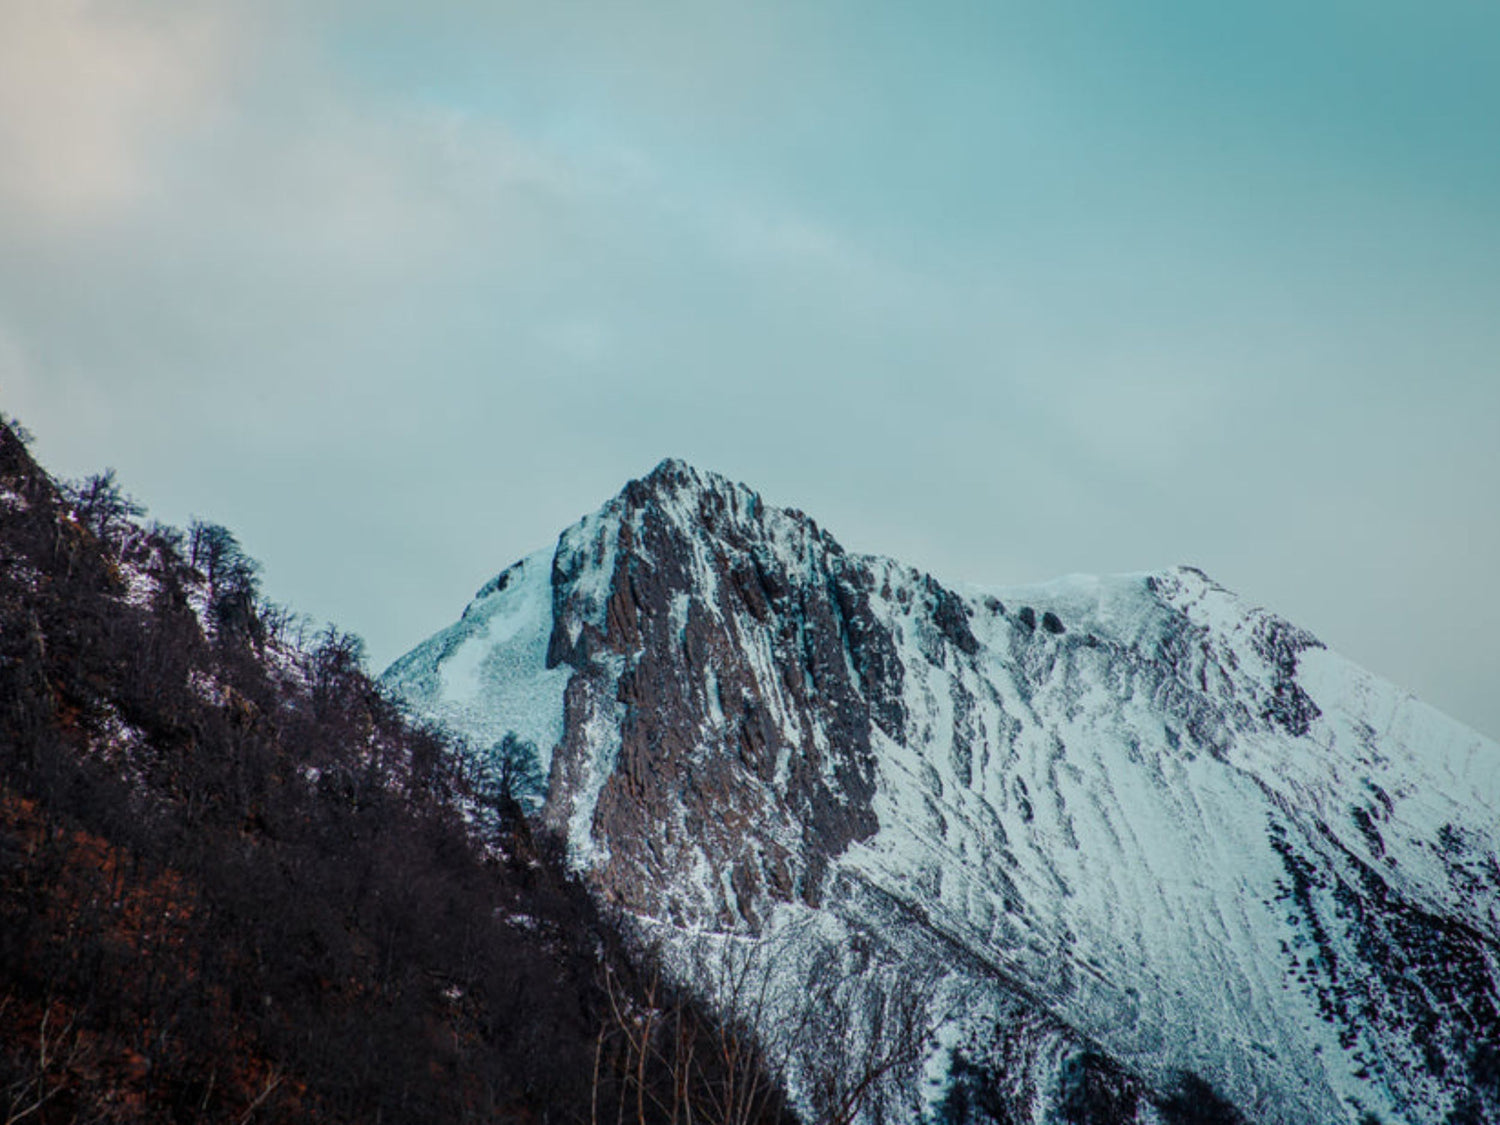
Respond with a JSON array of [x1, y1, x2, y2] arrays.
[[384, 459, 1500, 1125]]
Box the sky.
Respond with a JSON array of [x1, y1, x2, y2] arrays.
[[2, 0, 1498, 739]]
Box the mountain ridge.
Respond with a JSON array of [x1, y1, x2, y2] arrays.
[[0, 422, 800, 1125], [385, 458, 1500, 1125]]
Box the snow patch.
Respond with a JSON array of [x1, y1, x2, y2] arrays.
[[383, 547, 571, 791]]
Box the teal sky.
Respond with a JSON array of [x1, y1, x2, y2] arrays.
[[3, 1, 1498, 738]]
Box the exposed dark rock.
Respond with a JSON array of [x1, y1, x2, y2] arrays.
[[832, 558, 908, 740], [543, 463, 888, 927], [935, 1053, 1017, 1125], [474, 566, 514, 599], [1157, 1073, 1248, 1125], [928, 575, 981, 656], [1252, 616, 1324, 737], [1352, 806, 1385, 859], [1057, 1051, 1145, 1125]]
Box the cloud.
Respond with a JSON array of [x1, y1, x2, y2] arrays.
[[0, 0, 1495, 740], [0, 0, 245, 225]]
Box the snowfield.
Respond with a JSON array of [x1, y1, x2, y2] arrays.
[[385, 460, 1500, 1125]]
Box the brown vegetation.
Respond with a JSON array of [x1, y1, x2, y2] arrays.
[[0, 418, 797, 1124]]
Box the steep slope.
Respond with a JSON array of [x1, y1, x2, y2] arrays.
[[0, 425, 792, 1125], [386, 459, 1500, 1125]]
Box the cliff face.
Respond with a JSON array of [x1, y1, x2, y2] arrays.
[[541, 463, 894, 928], [386, 459, 1500, 1125]]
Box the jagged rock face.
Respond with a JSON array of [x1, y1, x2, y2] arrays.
[[539, 462, 892, 927], [385, 460, 1500, 1125]]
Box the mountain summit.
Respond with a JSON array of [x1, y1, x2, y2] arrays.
[[384, 460, 1500, 1125]]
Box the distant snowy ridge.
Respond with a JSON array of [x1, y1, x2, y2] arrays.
[[384, 459, 1500, 1125]]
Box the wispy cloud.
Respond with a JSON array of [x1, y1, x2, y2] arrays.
[[1, 0, 1497, 738], [0, 0, 244, 224]]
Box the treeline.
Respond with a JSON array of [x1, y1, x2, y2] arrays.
[[0, 417, 796, 1124]]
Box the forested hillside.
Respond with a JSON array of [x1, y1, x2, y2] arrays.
[[0, 417, 791, 1125]]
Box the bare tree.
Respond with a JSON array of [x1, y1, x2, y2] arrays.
[[65, 468, 144, 548], [306, 625, 366, 697], [1, 999, 92, 1125], [187, 519, 264, 637], [593, 929, 933, 1125], [792, 958, 931, 1125], [594, 945, 790, 1125], [0, 413, 35, 447]]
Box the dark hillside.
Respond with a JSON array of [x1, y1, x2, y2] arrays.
[[0, 418, 791, 1124]]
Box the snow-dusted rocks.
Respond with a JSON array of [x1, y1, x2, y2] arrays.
[[383, 549, 570, 810], [384, 459, 1500, 1125]]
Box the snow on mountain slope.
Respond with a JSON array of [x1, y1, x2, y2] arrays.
[[383, 460, 1500, 1125], [383, 548, 570, 808]]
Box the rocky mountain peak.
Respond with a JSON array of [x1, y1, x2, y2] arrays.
[[537, 459, 900, 927], [618, 457, 843, 563], [385, 463, 1500, 1125]]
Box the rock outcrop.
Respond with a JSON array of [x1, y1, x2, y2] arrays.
[[386, 459, 1500, 1125]]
